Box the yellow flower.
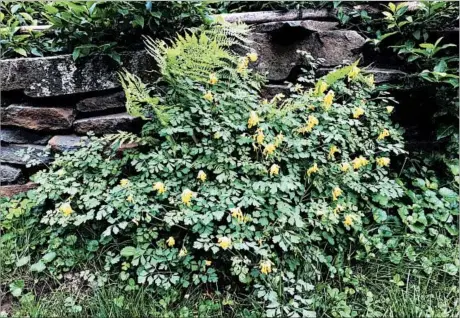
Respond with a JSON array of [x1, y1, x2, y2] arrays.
[[274, 133, 284, 146], [376, 157, 390, 167], [263, 143, 276, 157], [181, 189, 194, 207], [57, 169, 65, 177], [237, 57, 249, 73], [348, 65, 360, 81], [247, 52, 258, 62], [153, 182, 166, 194], [298, 115, 319, 134], [377, 129, 390, 141], [307, 163, 319, 177], [334, 204, 345, 214], [166, 236, 175, 247], [218, 236, 232, 249], [344, 214, 353, 226], [262, 99, 269, 105], [179, 247, 187, 257], [353, 107, 365, 119], [332, 187, 343, 201], [386, 106, 394, 114], [59, 203, 73, 216], [328, 145, 340, 160], [259, 260, 273, 275], [120, 179, 130, 188], [323, 90, 335, 110], [203, 91, 213, 102], [308, 104, 316, 111], [366, 74, 375, 88], [230, 207, 244, 222], [270, 164, 280, 176], [315, 80, 328, 95], [255, 128, 265, 144], [197, 170, 207, 182], [248, 111, 260, 128], [340, 162, 351, 172], [205, 260, 212, 266], [127, 195, 134, 203], [272, 93, 285, 101], [352, 156, 369, 170], [243, 215, 251, 223], [209, 73, 218, 85]]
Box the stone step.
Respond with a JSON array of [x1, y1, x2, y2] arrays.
[[73, 113, 141, 135], [2, 105, 75, 131], [76, 91, 126, 113], [0, 127, 51, 145]]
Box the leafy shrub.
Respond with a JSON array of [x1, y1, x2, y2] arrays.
[[1, 21, 458, 317]]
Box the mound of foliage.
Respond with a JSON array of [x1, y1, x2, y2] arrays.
[[1, 21, 458, 317]]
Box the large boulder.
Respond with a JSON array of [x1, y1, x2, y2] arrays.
[[0, 51, 155, 97], [73, 113, 141, 135], [2, 106, 75, 131]]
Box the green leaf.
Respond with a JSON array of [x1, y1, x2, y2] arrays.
[[13, 48, 27, 57], [120, 246, 137, 257], [42, 252, 56, 263], [16, 256, 30, 267], [30, 261, 46, 272], [439, 187, 457, 199], [373, 209, 388, 223], [9, 280, 24, 297], [72, 48, 81, 61]]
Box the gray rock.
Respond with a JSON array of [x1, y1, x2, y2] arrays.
[[0, 182, 38, 198], [260, 84, 290, 100], [48, 135, 83, 152], [73, 113, 141, 135], [3, 105, 75, 131], [1, 50, 155, 97], [253, 20, 338, 33], [220, 9, 335, 24], [76, 91, 126, 112], [252, 30, 365, 81], [0, 127, 51, 145], [0, 165, 22, 184], [0, 144, 50, 165]]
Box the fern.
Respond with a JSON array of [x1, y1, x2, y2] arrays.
[[118, 70, 169, 126], [145, 20, 252, 84]]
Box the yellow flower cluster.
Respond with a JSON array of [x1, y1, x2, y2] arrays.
[[209, 73, 218, 85], [120, 179, 130, 188], [230, 207, 244, 222], [352, 156, 369, 170], [153, 182, 166, 194], [197, 170, 207, 182], [323, 90, 335, 110], [376, 157, 390, 167], [270, 164, 280, 176], [166, 236, 175, 247], [328, 145, 340, 160], [274, 133, 284, 146], [340, 162, 351, 172], [314, 80, 328, 95], [343, 214, 353, 226], [179, 247, 188, 257], [334, 204, 345, 214], [127, 195, 134, 203], [298, 115, 319, 134], [203, 91, 213, 102], [263, 143, 276, 157], [218, 236, 232, 249], [247, 52, 258, 62], [255, 128, 265, 144], [353, 107, 365, 119], [377, 129, 390, 141], [307, 163, 319, 177], [332, 187, 343, 201], [59, 203, 73, 216], [181, 189, 194, 207], [259, 259, 273, 274], [386, 106, 394, 113], [271, 93, 285, 103], [205, 260, 212, 266], [248, 111, 260, 128], [366, 74, 375, 88], [348, 65, 360, 81], [261, 99, 269, 105]]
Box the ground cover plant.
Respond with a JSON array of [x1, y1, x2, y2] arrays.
[[1, 9, 459, 318]]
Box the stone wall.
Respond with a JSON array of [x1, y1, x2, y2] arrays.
[[0, 8, 453, 197]]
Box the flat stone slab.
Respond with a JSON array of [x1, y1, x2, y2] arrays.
[[73, 113, 141, 135], [0, 127, 51, 145], [76, 91, 126, 112], [0, 144, 50, 165], [219, 9, 335, 24], [48, 135, 83, 152], [252, 30, 365, 81], [3, 105, 75, 131], [0, 164, 22, 184], [0, 182, 38, 198], [253, 20, 338, 33], [1, 50, 155, 97]]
